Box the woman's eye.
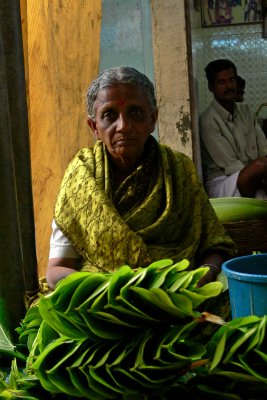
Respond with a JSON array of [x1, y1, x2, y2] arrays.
[[103, 111, 116, 120], [129, 107, 143, 118]]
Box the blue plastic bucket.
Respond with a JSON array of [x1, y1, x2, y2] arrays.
[[222, 253, 267, 318]]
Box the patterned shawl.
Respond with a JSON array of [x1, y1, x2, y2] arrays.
[[54, 137, 236, 272]]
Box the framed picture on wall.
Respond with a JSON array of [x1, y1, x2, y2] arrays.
[[201, 0, 263, 27]]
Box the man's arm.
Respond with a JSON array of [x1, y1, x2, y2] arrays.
[[237, 156, 267, 197]]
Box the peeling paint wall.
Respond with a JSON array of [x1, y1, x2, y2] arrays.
[[151, 0, 192, 158]]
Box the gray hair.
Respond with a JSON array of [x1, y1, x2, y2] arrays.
[[86, 66, 157, 119]]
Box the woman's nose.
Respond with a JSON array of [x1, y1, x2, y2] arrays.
[[116, 114, 131, 131]]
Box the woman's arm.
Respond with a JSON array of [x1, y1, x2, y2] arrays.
[[46, 257, 81, 289], [197, 251, 226, 287]]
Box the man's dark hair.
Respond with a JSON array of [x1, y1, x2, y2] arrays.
[[205, 59, 237, 85], [236, 75, 246, 90]]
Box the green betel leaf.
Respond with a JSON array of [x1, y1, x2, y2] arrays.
[[108, 265, 135, 305], [215, 370, 263, 382], [46, 339, 85, 375], [93, 310, 140, 328], [86, 368, 118, 399], [242, 317, 265, 354], [130, 287, 187, 319], [180, 281, 223, 308], [0, 389, 39, 399], [75, 310, 103, 342], [223, 326, 258, 363], [195, 384, 242, 399], [209, 329, 228, 371], [113, 367, 159, 390], [115, 291, 159, 321], [38, 299, 87, 339], [23, 318, 42, 330], [32, 338, 78, 393], [256, 315, 267, 349], [165, 271, 194, 292], [166, 339, 205, 361], [17, 306, 41, 330], [170, 259, 190, 272], [82, 342, 116, 369], [47, 370, 82, 397], [129, 367, 176, 388], [88, 285, 108, 313], [0, 324, 26, 361], [145, 259, 174, 272], [105, 339, 140, 368], [208, 316, 260, 356], [0, 323, 15, 353], [104, 303, 159, 325], [87, 342, 119, 369], [132, 329, 153, 369], [226, 315, 261, 329], [155, 321, 198, 360], [187, 267, 212, 288], [89, 367, 123, 395], [80, 312, 131, 340], [67, 366, 102, 399], [106, 365, 138, 395], [120, 267, 148, 291], [237, 351, 267, 382], [66, 272, 110, 313], [143, 264, 176, 289], [48, 271, 93, 309], [77, 279, 110, 311], [167, 292, 200, 318]]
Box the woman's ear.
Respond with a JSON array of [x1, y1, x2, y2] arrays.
[[150, 109, 158, 133], [87, 117, 99, 139]]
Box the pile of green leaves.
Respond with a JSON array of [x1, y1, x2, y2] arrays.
[[1, 258, 267, 399], [183, 315, 267, 399], [0, 259, 222, 398], [27, 259, 224, 398], [207, 314, 267, 380]]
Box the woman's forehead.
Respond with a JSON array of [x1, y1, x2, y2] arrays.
[[96, 84, 146, 105]]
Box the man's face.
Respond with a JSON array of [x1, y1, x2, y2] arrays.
[[209, 68, 237, 105], [87, 84, 158, 166]]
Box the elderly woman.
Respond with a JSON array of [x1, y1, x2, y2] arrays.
[[46, 66, 236, 290]]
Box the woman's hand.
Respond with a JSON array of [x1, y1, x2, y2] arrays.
[[197, 252, 225, 287], [197, 266, 219, 287]]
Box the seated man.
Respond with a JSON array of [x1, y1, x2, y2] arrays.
[[200, 59, 267, 199], [46, 66, 236, 290]]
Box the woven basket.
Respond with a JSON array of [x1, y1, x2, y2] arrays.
[[223, 218, 267, 256]]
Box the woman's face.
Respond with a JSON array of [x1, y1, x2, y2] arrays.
[[87, 84, 158, 167]]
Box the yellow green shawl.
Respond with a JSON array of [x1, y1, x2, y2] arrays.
[[54, 137, 236, 272]]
